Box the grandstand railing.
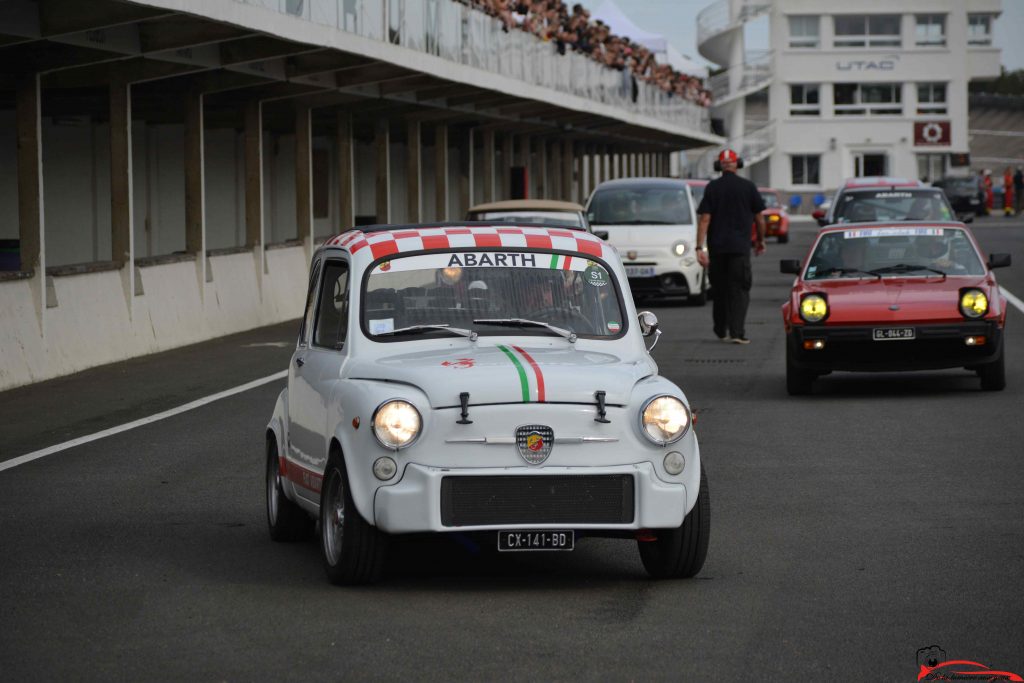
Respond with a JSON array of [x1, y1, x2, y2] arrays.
[[707, 49, 772, 103], [235, 0, 711, 131]]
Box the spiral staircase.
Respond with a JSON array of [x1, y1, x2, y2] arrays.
[[696, 0, 774, 177]]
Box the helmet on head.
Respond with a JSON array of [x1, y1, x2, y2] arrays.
[[713, 148, 744, 171]]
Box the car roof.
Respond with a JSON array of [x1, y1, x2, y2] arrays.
[[840, 176, 925, 189], [467, 199, 584, 212], [594, 177, 690, 190], [684, 179, 709, 186], [321, 222, 608, 261]]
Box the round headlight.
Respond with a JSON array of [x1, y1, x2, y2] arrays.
[[800, 294, 828, 323], [672, 241, 687, 257], [960, 289, 988, 319], [641, 396, 691, 445], [372, 400, 421, 449]]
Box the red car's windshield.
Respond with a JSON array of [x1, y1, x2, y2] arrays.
[[804, 227, 985, 280]]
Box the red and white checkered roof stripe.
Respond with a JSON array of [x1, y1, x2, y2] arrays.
[[325, 226, 606, 261]]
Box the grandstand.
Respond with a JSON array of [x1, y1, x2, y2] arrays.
[[969, 94, 1024, 168]]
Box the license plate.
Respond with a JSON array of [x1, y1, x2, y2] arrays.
[[497, 530, 574, 552], [625, 266, 656, 278], [873, 327, 915, 341]]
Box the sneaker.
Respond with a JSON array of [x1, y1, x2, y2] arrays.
[[731, 337, 751, 345], [716, 334, 732, 342]]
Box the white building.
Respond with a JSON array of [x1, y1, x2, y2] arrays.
[[697, 0, 1002, 193]]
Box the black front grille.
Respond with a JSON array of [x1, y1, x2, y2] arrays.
[[440, 474, 635, 527]]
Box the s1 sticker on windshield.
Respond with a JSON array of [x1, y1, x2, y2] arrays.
[[585, 263, 609, 287], [844, 227, 945, 239]]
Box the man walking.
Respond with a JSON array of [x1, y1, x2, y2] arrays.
[[695, 149, 766, 344]]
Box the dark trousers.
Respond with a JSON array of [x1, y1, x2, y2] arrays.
[[709, 251, 752, 338]]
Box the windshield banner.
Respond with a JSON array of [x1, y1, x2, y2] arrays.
[[373, 252, 600, 274], [843, 227, 945, 239]]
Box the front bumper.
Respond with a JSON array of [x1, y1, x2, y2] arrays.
[[625, 260, 704, 297], [788, 320, 1003, 372], [374, 462, 688, 533]]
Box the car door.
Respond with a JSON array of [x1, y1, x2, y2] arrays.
[[287, 258, 351, 504]]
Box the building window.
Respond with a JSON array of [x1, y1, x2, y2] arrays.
[[917, 154, 946, 183], [915, 14, 945, 46], [792, 155, 821, 185], [967, 14, 992, 46], [834, 83, 902, 116], [790, 84, 820, 116], [834, 14, 901, 48], [917, 83, 947, 115], [788, 15, 819, 48]]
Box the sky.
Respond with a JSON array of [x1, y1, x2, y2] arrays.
[[577, 0, 1024, 71]]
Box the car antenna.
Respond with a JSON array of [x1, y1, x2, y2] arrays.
[[457, 392, 473, 425], [594, 390, 610, 423]]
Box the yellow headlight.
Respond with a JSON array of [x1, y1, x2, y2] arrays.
[[372, 400, 421, 449], [800, 294, 828, 323], [641, 396, 690, 444], [768, 214, 781, 222], [960, 290, 988, 318]]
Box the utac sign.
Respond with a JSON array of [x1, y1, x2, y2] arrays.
[[914, 121, 950, 146]]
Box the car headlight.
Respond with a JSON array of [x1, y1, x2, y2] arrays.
[[799, 293, 828, 323], [767, 214, 781, 223], [960, 289, 988, 319], [671, 241, 687, 257], [372, 400, 421, 449], [640, 396, 691, 445]]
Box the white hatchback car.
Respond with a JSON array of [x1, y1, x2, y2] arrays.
[[586, 178, 707, 304], [266, 222, 709, 584]]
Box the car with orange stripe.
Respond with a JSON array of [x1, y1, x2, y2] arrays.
[[265, 222, 709, 584]]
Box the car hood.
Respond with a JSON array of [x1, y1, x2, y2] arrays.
[[596, 223, 697, 250], [812, 276, 991, 323], [346, 343, 655, 408]]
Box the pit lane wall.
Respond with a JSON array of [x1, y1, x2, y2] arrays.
[[0, 247, 306, 391]]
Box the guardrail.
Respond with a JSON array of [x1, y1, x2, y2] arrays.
[[707, 49, 772, 103], [235, 0, 711, 132]]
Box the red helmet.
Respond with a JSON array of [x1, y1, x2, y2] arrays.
[[714, 149, 744, 171]]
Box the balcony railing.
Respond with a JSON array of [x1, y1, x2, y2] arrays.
[[696, 0, 770, 48], [707, 49, 772, 103], [234, 0, 711, 132]]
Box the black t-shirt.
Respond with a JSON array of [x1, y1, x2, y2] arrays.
[[697, 172, 765, 254]]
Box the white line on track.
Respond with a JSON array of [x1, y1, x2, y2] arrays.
[[1001, 286, 1024, 316], [0, 370, 287, 474]]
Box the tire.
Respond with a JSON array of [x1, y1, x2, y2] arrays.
[[778, 233, 789, 244], [267, 438, 313, 542], [639, 466, 710, 579], [320, 452, 387, 585], [979, 345, 1006, 391], [786, 350, 814, 396]]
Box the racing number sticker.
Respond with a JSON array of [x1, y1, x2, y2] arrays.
[[585, 264, 609, 287]]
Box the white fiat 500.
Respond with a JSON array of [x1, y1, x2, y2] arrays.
[[586, 178, 707, 304], [266, 222, 709, 584]]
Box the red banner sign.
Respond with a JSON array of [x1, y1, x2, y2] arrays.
[[914, 121, 951, 146]]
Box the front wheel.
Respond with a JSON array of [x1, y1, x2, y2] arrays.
[[639, 466, 710, 579], [266, 439, 313, 542], [979, 345, 1006, 391], [320, 453, 388, 585]]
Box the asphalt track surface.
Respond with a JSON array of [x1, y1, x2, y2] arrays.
[[2, 216, 1023, 681]]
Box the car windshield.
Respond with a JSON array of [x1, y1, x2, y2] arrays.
[[833, 189, 955, 223], [362, 251, 626, 339], [471, 210, 583, 228], [804, 227, 985, 280], [588, 186, 692, 225], [760, 191, 781, 208], [942, 178, 980, 194], [687, 183, 706, 206]]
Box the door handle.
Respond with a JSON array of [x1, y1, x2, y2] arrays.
[[295, 357, 305, 367]]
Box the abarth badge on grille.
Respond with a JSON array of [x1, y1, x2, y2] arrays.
[[516, 424, 554, 465]]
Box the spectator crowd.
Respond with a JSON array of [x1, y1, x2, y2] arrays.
[[461, 0, 712, 107]]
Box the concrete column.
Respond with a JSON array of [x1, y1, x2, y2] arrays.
[[184, 89, 206, 290], [406, 120, 421, 223], [458, 127, 472, 216], [573, 146, 584, 203], [434, 123, 448, 221], [244, 101, 263, 248], [589, 145, 600, 194], [295, 105, 313, 253], [538, 139, 548, 199], [561, 140, 572, 201], [501, 133, 513, 200], [109, 81, 133, 270], [482, 128, 495, 203], [336, 111, 354, 229], [16, 74, 45, 330], [518, 134, 530, 199], [375, 120, 390, 223]]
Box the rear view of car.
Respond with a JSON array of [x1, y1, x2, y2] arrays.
[[815, 178, 956, 227], [757, 188, 790, 243], [587, 178, 707, 304], [932, 176, 983, 222], [466, 199, 592, 232]]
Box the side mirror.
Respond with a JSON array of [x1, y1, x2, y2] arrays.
[[780, 259, 802, 275], [811, 209, 824, 220], [593, 230, 609, 240], [638, 310, 659, 337], [988, 253, 1011, 269], [963, 213, 975, 224]]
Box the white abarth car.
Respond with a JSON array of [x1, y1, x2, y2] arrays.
[[266, 222, 709, 584], [586, 178, 707, 304]]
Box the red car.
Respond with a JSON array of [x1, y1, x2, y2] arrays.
[[687, 180, 789, 243], [780, 223, 1011, 395]]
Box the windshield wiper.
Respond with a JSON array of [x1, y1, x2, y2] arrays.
[[814, 267, 881, 280], [591, 220, 680, 225], [473, 318, 577, 343], [870, 264, 946, 279], [380, 324, 478, 340]]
